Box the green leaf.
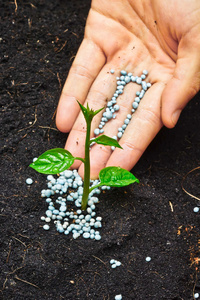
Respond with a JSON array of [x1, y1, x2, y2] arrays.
[[99, 166, 139, 187], [92, 106, 104, 117], [92, 135, 123, 149], [29, 148, 75, 174], [77, 100, 104, 121], [77, 101, 88, 119]]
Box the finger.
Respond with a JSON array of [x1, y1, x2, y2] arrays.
[[161, 32, 200, 128], [64, 64, 122, 169], [98, 82, 164, 175], [56, 38, 106, 132], [79, 80, 164, 178], [80, 78, 144, 177], [107, 82, 164, 171]]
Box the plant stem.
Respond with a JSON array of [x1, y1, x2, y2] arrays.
[[74, 157, 85, 163], [81, 118, 92, 210], [89, 183, 102, 193]]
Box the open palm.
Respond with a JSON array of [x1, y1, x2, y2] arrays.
[[56, 0, 200, 179]]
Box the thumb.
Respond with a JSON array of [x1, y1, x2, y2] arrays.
[[161, 35, 200, 128]]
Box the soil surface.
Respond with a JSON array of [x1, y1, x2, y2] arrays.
[[1, 1, 200, 299]]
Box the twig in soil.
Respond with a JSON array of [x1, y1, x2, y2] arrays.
[[72, 32, 79, 38], [70, 55, 76, 61], [15, 82, 28, 86], [18, 107, 37, 132], [12, 236, 26, 247], [155, 166, 182, 177], [6, 90, 13, 99], [182, 166, 200, 201], [28, 18, 32, 29], [92, 255, 108, 268], [6, 242, 12, 263], [52, 108, 57, 120], [2, 278, 8, 291], [191, 257, 200, 267], [40, 108, 58, 141], [127, 269, 136, 275], [17, 233, 30, 239], [38, 126, 58, 131], [55, 41, 67, 53], [91, 272, 101, 288], [20, 133, 28, 142], [14, 275, 40, 289], [149, 271, 165, 279], [2, 253, 27, 291], [14, 0, 18, 12], [0, 194, 27, 199], [192, 271, 198, 300], [57, 72, 62, 89], [93, 271, 101, 279], [30, 3, 37, 9], [76, 276, 90, 297], [169, 201, 174, 212]]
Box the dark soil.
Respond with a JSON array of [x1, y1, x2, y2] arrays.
[[1, 1, 200, 299]]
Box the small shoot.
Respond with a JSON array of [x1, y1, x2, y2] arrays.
[[30, 101, 139, 210]]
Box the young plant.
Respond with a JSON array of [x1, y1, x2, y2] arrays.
[[30, 102, 139, 210]]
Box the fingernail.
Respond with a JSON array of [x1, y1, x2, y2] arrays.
[[172, 110, 181, 126]]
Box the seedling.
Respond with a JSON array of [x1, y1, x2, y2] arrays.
[[30, 101, 139, 210]]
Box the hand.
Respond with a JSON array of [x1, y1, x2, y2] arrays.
[[56, 0, 200, 179]]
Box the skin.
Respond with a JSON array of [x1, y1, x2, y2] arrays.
[[56, 0, 200, 179]]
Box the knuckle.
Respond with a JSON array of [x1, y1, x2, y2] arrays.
[[138, 106, 161, 127], [92, 143, 111, 156], [188, 81, 200, 99], [121, 141, 143, 155], [87, 89, 108, 104], [70, 63, 95, 81]]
